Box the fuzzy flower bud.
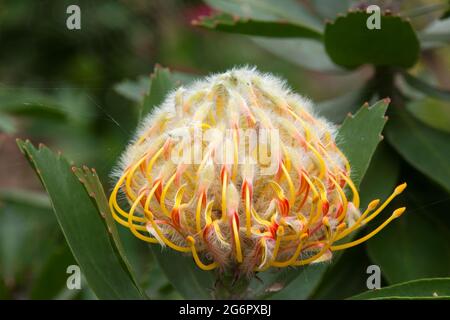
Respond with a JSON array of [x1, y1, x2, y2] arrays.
[[109, 67, 406, 274]]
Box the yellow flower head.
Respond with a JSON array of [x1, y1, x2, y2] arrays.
[[109, 67, 406, 274]]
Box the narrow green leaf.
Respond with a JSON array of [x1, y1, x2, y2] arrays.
[[204, 0, 322, 32], [406, 98, 450, 133], [193, 13, 322, 39], [311, 0, 353, 19], [140, 65, 178, 121], [30, 243, 76, 299], [0, 199, 55, 287], [17, 140, 144, 299], [114, 76, 150, 103], [0, 113, 16, 134], [386, 110, 450, 193], [350, 278, 450, 299], [420, 17, 450, 45], [401, 72, 450, 102], [0, 89, 66, 120], [72, 166, 145, 296], [337, 99, 390, 187], [0, 188, 51, 209], [151, 247, 215, 299], [325, 11, 420, 69], [252, 38, 341, 72]]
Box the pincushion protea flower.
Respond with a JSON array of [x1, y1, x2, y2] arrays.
[[109, 67, 406, 274]]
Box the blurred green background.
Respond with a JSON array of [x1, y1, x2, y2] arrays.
[[0, 0, 449, 299]]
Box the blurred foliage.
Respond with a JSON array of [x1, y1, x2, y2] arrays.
[[1, 0, 450, 299]]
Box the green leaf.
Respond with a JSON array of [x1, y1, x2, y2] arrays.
[[337, 99, 390, 187], [30, 243, 76, 299], [367, 176, 450, 284], [72, 166, 144, 294], [151, 247, 215, 299], [140, 65, 179, 121], [16, 140, 145, 299], [401, 72, 450, 102], [252, 38, 342, 72], [0, 198, 56, 288], [311, 0, 353, 19], [204, 0, 322, 32], [350, 278, 450, 299], [386, 110, 450, 193], [0, 113, 16, 134], [324, 11, 420, 69], [420, 17, 450, 46], [114, 76, 150, 103], [0, 188, 51, 209], [193, 13, 322, 39], [0, 89, 66, 120], [406, 98, 450, 133]]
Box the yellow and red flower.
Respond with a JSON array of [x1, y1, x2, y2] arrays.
[[109, 67, 406, 274]]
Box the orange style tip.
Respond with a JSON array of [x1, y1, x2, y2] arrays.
[[368, 199, 380, 210], [393, 207, 406, 218], [186, 236, 195, 245], [395, 182, 407, 194], [322, 216, 330, 226], [300, 233, 308, 240], [277, 226, 285, 236], [337, 222, 346, 230]]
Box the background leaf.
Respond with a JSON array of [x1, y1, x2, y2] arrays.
[[252, 38, 341, 72], [420, 17, 450, 47], [29, 242, 76, 299], [366, 172, 450, 284], [315, 85, 369, 123], [309, 246, 372, 299], [311, 0, 353, 19], [193, 13, 322, 39], [72, 166, 143, 293], [17, 140, 145, 299], [114, 76, 150, 103], [151, 247, 215, 299], [386, 110, 450, 193], [350, 278, 450, 299], [204, 0, 322, 31], [324, 11, 420, 69], [140, 65, 179, 121], [406, 98, 450, 133], [337, 99, 389, 187], [401, 72, 450, 102]]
